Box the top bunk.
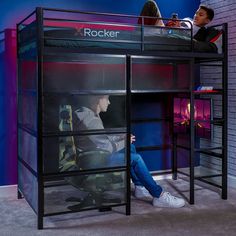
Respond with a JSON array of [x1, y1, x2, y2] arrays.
[[17, 7, 227, 60]]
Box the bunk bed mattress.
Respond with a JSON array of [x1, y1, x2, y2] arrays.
[[44, 27, 191, 51]]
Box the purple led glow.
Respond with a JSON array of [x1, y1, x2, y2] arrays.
[[174, 97, 212, 139]]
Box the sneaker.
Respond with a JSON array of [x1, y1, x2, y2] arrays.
[[134, 186, 152, 200], [153, 192, 185, 208]]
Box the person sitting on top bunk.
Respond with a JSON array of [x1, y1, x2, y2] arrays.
[[73, 95, 185, 208], [139, 0, 222, 53]]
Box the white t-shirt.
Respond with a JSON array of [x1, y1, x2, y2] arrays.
[[181, 17, 200, 36]]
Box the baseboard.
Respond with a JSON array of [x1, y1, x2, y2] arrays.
[[153, 173, 172, 181], [0, 184, 17, 198]]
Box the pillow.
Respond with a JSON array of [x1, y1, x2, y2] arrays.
[[210, 30, 223, 54]]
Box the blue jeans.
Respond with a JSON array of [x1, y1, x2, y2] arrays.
[[110, 144, 163, 198]]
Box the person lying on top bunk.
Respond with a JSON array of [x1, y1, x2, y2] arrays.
[[139, 0, 222, 53]]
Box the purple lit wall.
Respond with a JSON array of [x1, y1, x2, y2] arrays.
[[0, 0, 200, 185], [0, 29, 17, 185]]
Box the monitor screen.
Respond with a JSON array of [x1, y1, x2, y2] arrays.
[[174, 97, 212, 139]]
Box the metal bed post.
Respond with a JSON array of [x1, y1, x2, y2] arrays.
[[172, 132, 178, 180], [36, 7, 44, 230], [141, 18, 144, 52], [172, 63, 178, 180], [190, 58, 195, 204], [126, 55, 131, 215], [16, 25, 24, 200], [190, 21, 195, 203], [222, 23, 228, 200]]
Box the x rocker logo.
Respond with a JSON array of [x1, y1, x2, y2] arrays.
[[75, 27, 120, 38]]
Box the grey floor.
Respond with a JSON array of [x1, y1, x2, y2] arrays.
[[1, 176, 236, 236]]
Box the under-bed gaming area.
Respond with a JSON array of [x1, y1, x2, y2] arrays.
[[17, 7, 228, 229]]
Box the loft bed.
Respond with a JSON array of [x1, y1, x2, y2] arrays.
[[17, 8, 226, 58], [17, 7, 228, 229]]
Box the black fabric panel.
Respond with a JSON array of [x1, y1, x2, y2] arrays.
[[44, 28, 191, 51]]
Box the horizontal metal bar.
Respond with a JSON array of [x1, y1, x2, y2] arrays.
[[195, 174, 222, 179], [195, 57, 224, 63], [198, 63, 222, 67], [194, 119, 224, 125], [197, 151, 223, 159], [151, 170, 172, 176], [44, 180, 68, 188], [136, 144, 172, 152], [176, 145, 223, 156], [42, 7, 141, 19], [44, 52, 126, 60], [44, 18, 139, 28], [17, 10, 36, 27], [177, 170, 222, 188], [176, 145, 190, 151], [195, 146, 223, 151], [42, 46, 225, 60], [43, 7, 190, 23], [195, 177, 222, 188], [43, 167, 127, 180], [43, 128, 127, 138], [43, 90, 126, 96], [131, 118, 171, 123], [44, 203, 127, 217], [131, 54, 195, 61], [131, 89, 191, 94]]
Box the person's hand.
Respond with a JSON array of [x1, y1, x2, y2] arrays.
[[131, 134, 136, 143], [166, 20, 181, 28]]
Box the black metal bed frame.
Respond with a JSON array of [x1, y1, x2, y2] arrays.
[[17, 7, 228, 229]]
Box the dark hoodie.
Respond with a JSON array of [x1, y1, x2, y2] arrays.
[[193, 26, 220, 52]]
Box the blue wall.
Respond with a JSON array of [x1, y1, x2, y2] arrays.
[[0, 0, 200, 185]]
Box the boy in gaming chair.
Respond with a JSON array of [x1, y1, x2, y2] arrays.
[[73, 95, 185, 208], [139, 1, 221, 53]]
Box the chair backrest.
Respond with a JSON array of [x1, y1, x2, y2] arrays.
[[59, 104, 110, 171], [210, 30, 223, 54], [59, 104, 77, 172]]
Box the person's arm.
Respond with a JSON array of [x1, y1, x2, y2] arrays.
[[111, 139, 125, 152], [109, 134, 125, 152], [86, 117, 116, 153], [90, 134, 116, 153], [193, 40, 217, 52], [193, 27, 219, 52]]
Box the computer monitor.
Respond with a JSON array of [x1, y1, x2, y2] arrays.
[[174, 97, 212, 139]]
